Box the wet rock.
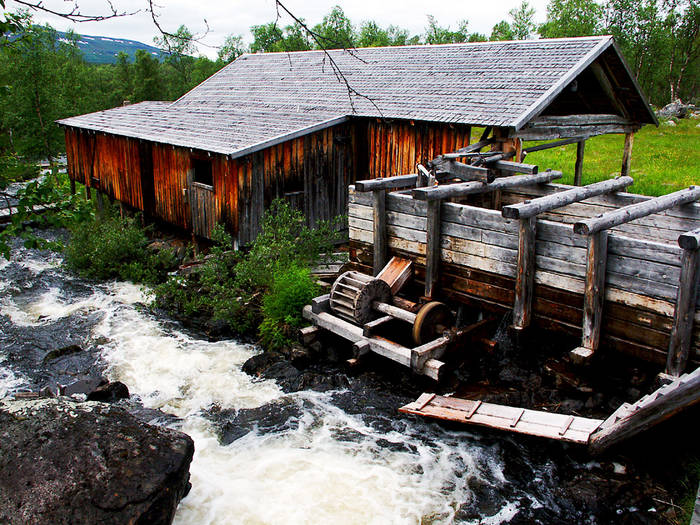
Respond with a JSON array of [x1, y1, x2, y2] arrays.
[[0, 397, 193, 525], [43, 344, 83, 362], [241, 351, 286, 377], [87, 381, 130, 402], [61, 376, 105, 397], [207, 398, 303, 445]]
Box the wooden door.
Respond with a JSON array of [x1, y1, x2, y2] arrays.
[[187, 167, 217, 239]]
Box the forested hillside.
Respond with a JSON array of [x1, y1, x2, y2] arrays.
[[0, 1, 697, 163]]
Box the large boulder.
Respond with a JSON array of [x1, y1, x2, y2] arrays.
[[0, 398, 194, 525], [657, 99, 695, 119]]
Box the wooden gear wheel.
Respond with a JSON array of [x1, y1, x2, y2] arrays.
[[329, 271, 392, 325], [412, 301, 454, 346]]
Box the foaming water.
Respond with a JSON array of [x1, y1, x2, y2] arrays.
[[0, 355, 27, 398], [171, 391, 500, 525], [1, 246, 529, 525]]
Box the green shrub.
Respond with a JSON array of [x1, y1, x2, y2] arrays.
[[65, 205, 177, 284], [154, 199, 342, 341], [259, 264, 320, 350]]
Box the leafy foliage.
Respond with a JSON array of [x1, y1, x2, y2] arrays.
[[0, 171, 93, 259], [259, 264, 320, 350], [155, 200, 342, 344], [64, 204, 177, 284]]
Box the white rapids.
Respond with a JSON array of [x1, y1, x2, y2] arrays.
[[0, 247, 530, 525]]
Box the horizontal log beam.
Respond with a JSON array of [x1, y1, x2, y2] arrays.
[[489, 160, 539, 175], [431, 159, 490, 183], [522, 136, 588, 154], [679, 227, 700, 250], [412, 171, 562, 202], [515, 124, 639, 141], [502, 176, 634, 219], [574, 186, 700, 235], [529, 114, 633, 126], [355, 174, 418, 192]]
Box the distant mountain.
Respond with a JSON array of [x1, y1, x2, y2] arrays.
[[56, 30, 164, 64]]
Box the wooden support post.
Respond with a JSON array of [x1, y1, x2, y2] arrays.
[[69, 178, 76, 195], [372, 189, 386, 275], [425, 199, 441, 299], [665, 228, 700, 376], [85, 185, 91, 200], [512, 216, 537, 331], [574, 140, 585, 186], [621, 132, 634, 177], [95, 190, 104, 218], [571, 230, 609, 364]]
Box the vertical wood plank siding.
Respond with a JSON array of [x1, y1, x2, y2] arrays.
[[364, 120, 471, 179], [63, 119, 471, 244]]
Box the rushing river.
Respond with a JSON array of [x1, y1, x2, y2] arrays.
[[1, 235, 659, 524]]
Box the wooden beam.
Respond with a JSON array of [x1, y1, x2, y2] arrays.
[[512, 216, 537, 331], [574, 140, 585, 186], [529, 114, 632, 126], [574, 186, 700, 235], [489, 160, 538, 175], [571, 231, 609, 363], [589, 367, 700, 453], [411, 336, 450, 372], [431, 159, 489, 183], [372, 189, 387, 275], [679, 227, 700, 250], [666, 235, 700, 376], [590, 62, 630, 120], [522, 136, 588, 154], [502, 176, 634, 219], [425, 200, 441, 299], [363, 315, 394, 337], [516, 124, 638, 141], [621, 132, 634, 178], [376, 256, 413, 295], [412, 171, 562, 201], [356, 174, 417, 192]]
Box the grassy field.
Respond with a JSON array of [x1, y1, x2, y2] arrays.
[[474, 117, 700, 197]]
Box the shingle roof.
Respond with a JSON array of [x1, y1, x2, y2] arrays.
[[58, 36, 640, 157]]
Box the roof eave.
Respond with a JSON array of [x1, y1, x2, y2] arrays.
[[512, 36, 614, 131], [609, 41, 659, 126]]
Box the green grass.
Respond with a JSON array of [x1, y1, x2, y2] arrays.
[[474, 118, 700, 197]]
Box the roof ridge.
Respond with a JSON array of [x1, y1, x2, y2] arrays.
[[235, 35, 611, 59]]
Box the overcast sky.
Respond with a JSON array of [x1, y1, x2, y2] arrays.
[[7, 0, 552, 58]]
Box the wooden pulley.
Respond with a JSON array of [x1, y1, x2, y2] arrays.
[[329, 270, 392, 325], [412, 301, 454, 346]]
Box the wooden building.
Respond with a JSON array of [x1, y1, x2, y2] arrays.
[[58, 36, 656, 245]]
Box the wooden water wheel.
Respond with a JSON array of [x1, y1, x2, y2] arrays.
[[329, 271, 392, 324]]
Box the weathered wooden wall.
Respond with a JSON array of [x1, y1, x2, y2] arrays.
[[64, 119, 475, 243], [348, 186, 700, 366], [64, 122, 358, 243], [364, 120, 472, 179]]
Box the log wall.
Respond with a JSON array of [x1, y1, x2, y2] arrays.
[[348, 186, 700, 366]]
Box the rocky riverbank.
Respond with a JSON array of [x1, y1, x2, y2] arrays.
[[0, 397, 193, 525]]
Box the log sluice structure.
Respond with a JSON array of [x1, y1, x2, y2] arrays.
[[304, 140, 700, 451]]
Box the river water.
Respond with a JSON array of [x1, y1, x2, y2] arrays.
[[0, 236, 662, 524]]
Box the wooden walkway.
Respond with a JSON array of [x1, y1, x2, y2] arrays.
[[402, 366, 700, 452], [399, 394, 603, 445]]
